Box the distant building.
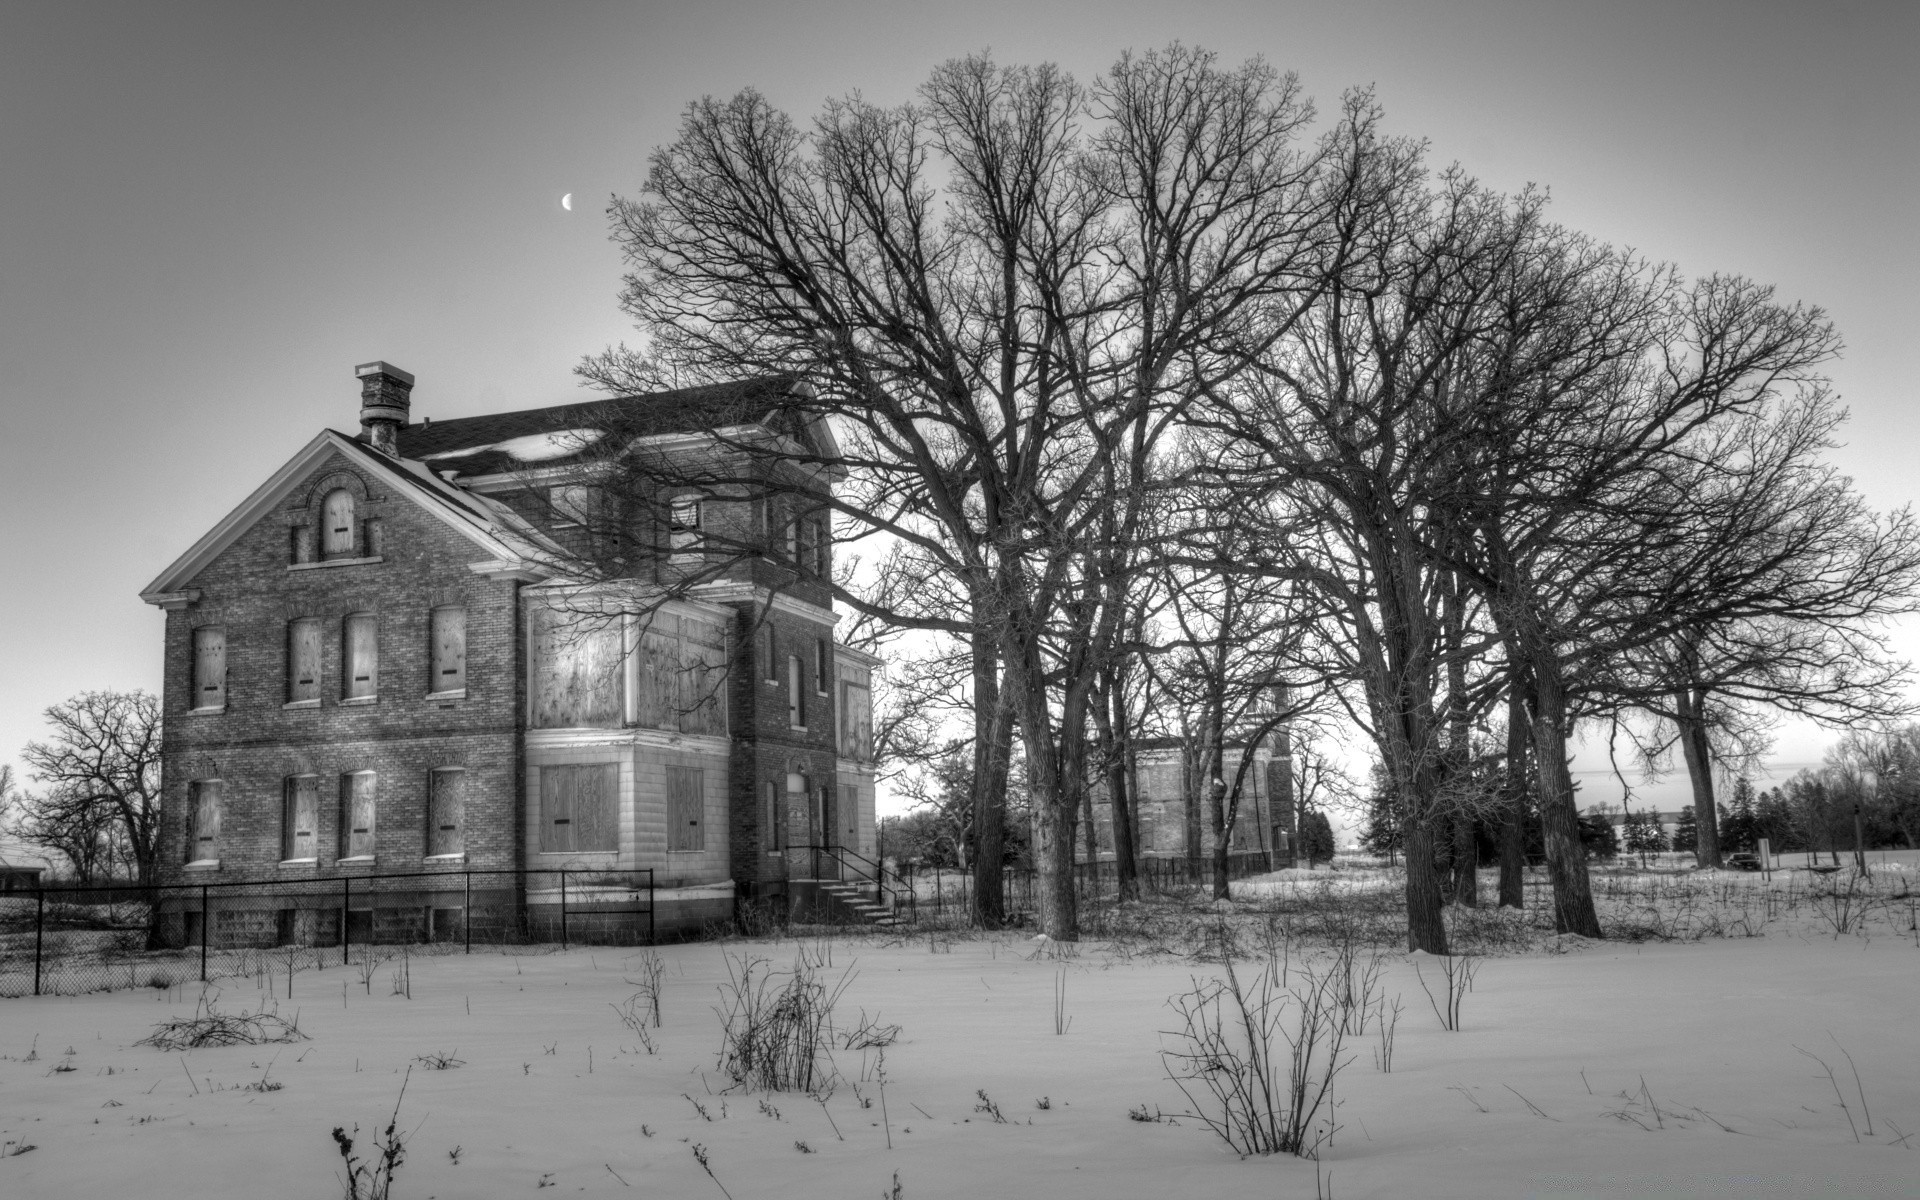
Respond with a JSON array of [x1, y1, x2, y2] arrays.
[[141, 364, 877, 944]]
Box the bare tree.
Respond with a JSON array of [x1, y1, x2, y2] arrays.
[[20, 691, 163, 885], [584, 47, 1337, 939]]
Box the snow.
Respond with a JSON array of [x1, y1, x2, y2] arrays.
[[422, 429, 604, 464], [3, 889, 1918, 1198]]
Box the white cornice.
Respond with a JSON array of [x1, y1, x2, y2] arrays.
[[690, 580, 840, 626]]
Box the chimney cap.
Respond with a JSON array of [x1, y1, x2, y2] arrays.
[[354, 361, 415, 386]]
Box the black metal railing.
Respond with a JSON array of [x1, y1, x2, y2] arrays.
[[1, 867, 654, 999]]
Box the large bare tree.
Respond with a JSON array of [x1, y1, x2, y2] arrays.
[[584, 47, 1339, 939], [20, 691, 162, 885]]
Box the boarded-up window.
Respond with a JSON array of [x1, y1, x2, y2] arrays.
[[429, 769, 465, 856], [669, 498, 701, 559], [282, 777, 318, 860], [540, 763, 617, 853], [788, 655, 803, 727], [530, 608, 622, 728], [762, 626, 776, 683], [667, 766, 704, 852], [551, 485, 593, 526], [784, 518, 800, 562], [186, 780, 221, 862], [321, 489, 356, 558], [841, 784, 859, 846], [430, 606, 466, 693], [813, 517, 830, 577], [192, 627, 226, 710], [343, 613, 378, 698], [287, 618, 321, 703], [341, 772, 376, 858], [815, 639, 830, 693], [798, 519, 817, 575], [840, 682, 872, 761], [764, 780, 785, 852], [290, 525, 314, 564]]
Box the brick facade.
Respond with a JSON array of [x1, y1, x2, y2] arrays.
[[145, 368, 876, 942]]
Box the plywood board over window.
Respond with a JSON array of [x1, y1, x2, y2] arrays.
[[192, 627, 226, 709], [633, 614, 727, 736], [530, 608, 622, 728], [667, 766, 704, 852], [342, 772, 376, 859], [428, 769, 465, 857], [282, 777, 318, 860], [186, 780, 221, 862], [430, 606, 466, 693], [540, 763, 617, 853], [321, 489, 356, 557], [343, 613, 378, 698], [287, 618, 322, 703]]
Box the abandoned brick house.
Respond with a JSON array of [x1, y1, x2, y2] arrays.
[[141, 363, 878, 944]]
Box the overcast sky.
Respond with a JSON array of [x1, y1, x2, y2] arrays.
[[2, 0, 1915, 818]]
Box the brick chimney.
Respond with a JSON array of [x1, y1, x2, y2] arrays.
[[354, 361, 414, 455]]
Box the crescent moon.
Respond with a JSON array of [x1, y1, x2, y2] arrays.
[[561, 193, 573, 211]]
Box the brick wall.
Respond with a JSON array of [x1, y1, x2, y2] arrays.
[[158, 447, 522, 889]]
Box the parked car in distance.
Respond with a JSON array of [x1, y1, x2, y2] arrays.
[[1725, 852, 1762, 872]]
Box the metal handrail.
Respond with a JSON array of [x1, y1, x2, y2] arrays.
[[797, 843, 916, 925]]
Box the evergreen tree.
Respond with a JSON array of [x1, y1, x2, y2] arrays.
[[1672, 806, 1699, 861], [1578, 808, 1620, 860], [1358, 766, 1401, 862], [1301, 810, 1336, 864]]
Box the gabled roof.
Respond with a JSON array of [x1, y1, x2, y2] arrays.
[[396, 376, 841, 479], [140, 430, 562, 602]]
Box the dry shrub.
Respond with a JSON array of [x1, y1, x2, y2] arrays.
[[139, 992, 306, 1051], [714, 952, 855, 1092]]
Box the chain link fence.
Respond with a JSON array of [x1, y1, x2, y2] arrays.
[[0, 867, 654, 998]]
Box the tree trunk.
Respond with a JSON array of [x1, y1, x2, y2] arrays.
[[1451, 815, 1478, 907], [1209, 777, 1231, 901], [1092, 674, 1139, 901], [1673, 689, 1723, 868], [1275, 721, 1296, 869], [1529, 695, 1603, 938], [970, 629, 1008, 929], [1497, 692, 1527, 908], [1402, 819, 1449, 954]]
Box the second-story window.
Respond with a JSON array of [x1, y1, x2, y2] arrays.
[[669, 498, 702, 561], [191, 626, 226, 710], [343, 612, 378, 699], [787, 654, 804, 728], [815, 638, 830, 695], [430, 605, 466, 693], [813, 516, 831, 577], [287, 618, 321, 703], [321, 489, 357, 558]]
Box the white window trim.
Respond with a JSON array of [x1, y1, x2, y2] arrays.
[[339, 695, 379, 707], [425, 688, 468, 701], [283, 698, 321, 710], [277, 857, 319, 867], [335, 855, 375, 866], [184, 859, 221, 871], [422, 853, 467, 863], [187, 705, 227, 716]]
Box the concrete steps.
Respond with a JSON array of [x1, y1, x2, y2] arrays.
[[818, 881, 906, 928]]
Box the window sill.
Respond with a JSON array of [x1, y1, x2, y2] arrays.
[[184, 859, 220, 871], [283, 699, 321, 710], [336, 856, 375, 866], [288, 556, 384, 571], [339, 695, 378, 707], [422, 853, 466, 863], [790, 725, 808, 733], [667, 849, 706, 855], [187, 705, 226, 716], [425, 688, 468, 701], [278, 858, 318, 867]]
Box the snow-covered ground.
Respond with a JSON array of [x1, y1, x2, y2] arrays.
[[3, 887, 1917, 1199]]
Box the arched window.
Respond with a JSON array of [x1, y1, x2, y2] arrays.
[[321, 489, 356, 558]]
